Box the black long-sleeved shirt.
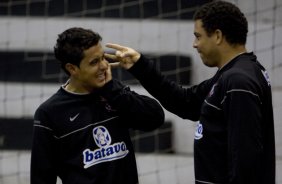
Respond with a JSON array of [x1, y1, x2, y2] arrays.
[[128, 53, 275, 184], [30, 79, 164, 184]]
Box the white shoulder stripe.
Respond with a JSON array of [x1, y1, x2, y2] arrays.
[[204, 100, 222, 111], [34, 124, 53, 131], [33, 116, 119, 139], [221, 89, 261, 104], [195, 179, 219, 184], [57, 116, 119, 139]]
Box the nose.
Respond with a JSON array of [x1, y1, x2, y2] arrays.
[[99, 59, 109, 69], [193, 40, 198, 48]]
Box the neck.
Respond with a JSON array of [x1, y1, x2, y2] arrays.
[[218, 45, 247, 69], [64, 79, 91, 94]]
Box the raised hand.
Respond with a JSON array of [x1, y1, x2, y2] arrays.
[[105, 43, 141, 70]]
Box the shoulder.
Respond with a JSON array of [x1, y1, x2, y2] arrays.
[[220, 67, 251, 89], [34, 88, 63, 117], [39, 90, 61, 108], [218, 64, 265, 102]]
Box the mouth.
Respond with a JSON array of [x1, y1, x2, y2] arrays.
[[97, 72, 106, 81]]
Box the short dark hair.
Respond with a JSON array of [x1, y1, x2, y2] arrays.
[[54, 27, 102, 75], [193, 0, 248, 45]]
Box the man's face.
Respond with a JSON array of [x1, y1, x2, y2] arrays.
[[75, 42, 109, 91], [193, 19, 219, 67]]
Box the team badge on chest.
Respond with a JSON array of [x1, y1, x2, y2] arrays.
[[83, 126, 129, 168], [194, 122, 203, 140]]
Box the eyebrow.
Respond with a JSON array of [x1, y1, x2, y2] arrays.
[[92, 54, 104, 60], [89, 54, 104, 63]]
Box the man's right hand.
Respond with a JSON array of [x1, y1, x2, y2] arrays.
[[105, 43, 141, 70]]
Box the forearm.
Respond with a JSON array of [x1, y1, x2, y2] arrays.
[[31, 111, 59, 184], [128, 55, 204, 120], [31, 129, 58, 184]]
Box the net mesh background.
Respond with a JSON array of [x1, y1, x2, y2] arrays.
[[0, 0, 281, 183]]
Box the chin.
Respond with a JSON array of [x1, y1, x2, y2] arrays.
[[203, 63, 213, 67], [202, 58, 212, 67], [96, 80, 107, 88], [202, 59, 209, 66]]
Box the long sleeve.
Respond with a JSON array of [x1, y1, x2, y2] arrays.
[[30, 108, 59, 184], [222, 74, 265, 184], [128, 55, 213, 121]]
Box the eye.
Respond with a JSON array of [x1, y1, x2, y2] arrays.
[[90, 59, 99, 65], [194, 33, 201, 40]]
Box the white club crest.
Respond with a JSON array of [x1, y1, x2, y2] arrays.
[[93, 126, 111, 148]]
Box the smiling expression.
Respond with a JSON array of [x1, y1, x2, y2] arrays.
[[193, 20, 220, 68], [69, 42, 110, 93]]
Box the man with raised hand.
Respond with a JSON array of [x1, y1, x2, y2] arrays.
[[106, 1, 275, 183]]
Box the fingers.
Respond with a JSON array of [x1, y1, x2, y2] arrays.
[[105, 53, 120, 68], [105, 42, 127, 58], [106, 43, 127, 51], [104, 53, 117, 61], [116, 50, 124, 57], [106, 43, 136, 58], [109, 62, 120, 68], [105, 43, 140, 69]]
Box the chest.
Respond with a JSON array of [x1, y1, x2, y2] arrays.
[[197, 81, 229, 137], [50, 98, 118, 137]]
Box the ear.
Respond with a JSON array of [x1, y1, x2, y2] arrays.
[[214, 29, 223, 45], [65, 63, 78, 76]]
